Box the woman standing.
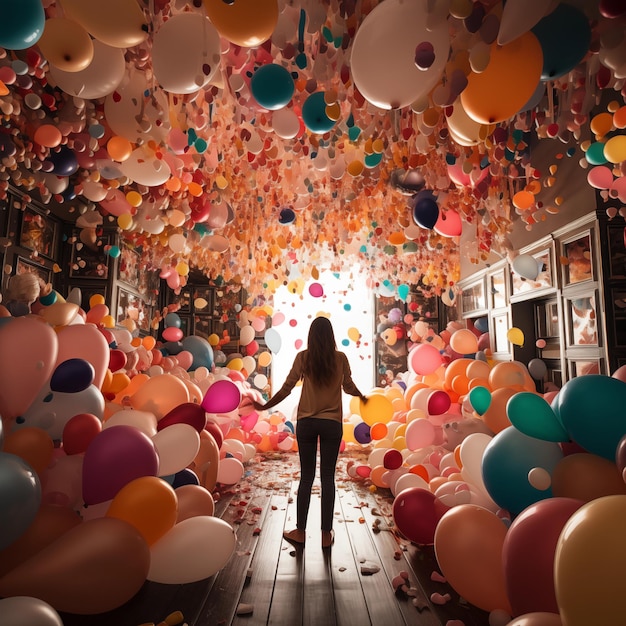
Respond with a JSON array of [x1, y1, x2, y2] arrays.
[[253, 316, 368, 549]]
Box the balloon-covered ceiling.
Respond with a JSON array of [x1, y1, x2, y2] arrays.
[[1, 0, 625, 299]]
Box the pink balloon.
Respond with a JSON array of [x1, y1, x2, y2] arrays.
[[0, 317, 58, 422], [82, 425, 159, 505], [176, 350, 193, 370], [201, 379, 242, 414], [434, 209, 463, 237], [162, 326, 183, 342], [55, 323, 110, 390], [308, 282, 324, 297], [586, 165, 614, 190], [503, 497, 584, 616], [405, 418, 437, 450], [409, 343, 443, 375]]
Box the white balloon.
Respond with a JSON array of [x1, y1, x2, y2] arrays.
[[239, 324, 255, 346], [512, 253, 540, 280], [272, 107, 300, 139], [48, 39, 126, 99], [350, 0, 449, 110], [152, 423, 201, 477], [152, 13, 221, 94], [264, 328, 282, 354], [120, 147, 172, 187], [0, 596, 64, 626]]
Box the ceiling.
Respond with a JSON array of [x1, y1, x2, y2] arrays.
[[1, 0, 625, 300]]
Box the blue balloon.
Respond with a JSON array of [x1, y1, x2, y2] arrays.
[[50, 358, 95, 393], [473, 316, 489, 333], [173, 468, 200, 488], [165, 312, 182, 328], [49, 145, 79, 176], [532, 3, 591, 80], [0, 452, 41, 550], [0, 0, 45, 50], [301, 92, 336, 134], [279, 207, 296, 224], [412, 191, 439, 229], [482, 427, 563, 517], [250, 63, 294, 111], [182, 335, 214, 371]]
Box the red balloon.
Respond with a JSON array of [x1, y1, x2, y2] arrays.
[[157, 402, 207, 433], [383, 449, 403, 470], [205, 420, 224, 448], [62, 413, 102, 455], [392, 487, 449, 545], [109, 349, 127, 373]]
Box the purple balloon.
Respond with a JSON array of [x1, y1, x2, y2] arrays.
[[82, 425, 159, 505], [201, 379, 242, 414]]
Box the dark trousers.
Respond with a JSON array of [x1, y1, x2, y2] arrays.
[[295, 417, 342, 532]]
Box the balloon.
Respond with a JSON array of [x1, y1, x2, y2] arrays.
[[360, 394, 394, 426], [0, 504, 82, 578], [202, 379, 242, 414], [202, 0, 278, 47], [449, 328, 478, 354], [181, 335, 214, 371], [158, 402, 207, 433], [507, 392, 569, 442], [512, 253, 540, 280], [482, 427, 563, 516], [0, 317, 58, 421], [176, 484, 215, 522], [0, 0, 45, 50], [0, 597, 64, 626], [302, 92, 337, 134], [461, 32, 543, 124], [148, 515, 236, 583], [408, 343, 444, 375], [554, 374, 626, 460], [106, 476, 178, 545], [152, 423, 201, 477], [350, 0, 449, 110], [82, 425, 159, 505], [0, 517, 150, 615], [531, 3, 591, 80], [468, 386, 491, 416], [507, 327, 525, 347], [497, 0, 554, 45], [152, 13, 221, 94], [129, 373, 190, 419], [264, 328, 282, 354], [503, 497, 584, 616], [0, 452, 42, 551], [434, 504, 512, 613], [554, 495, 626, 626], [216, 456, 244, 485], [37, 17, 94, 72], [392, 487, 449, 545], [251, 63, 295, 110], [60, 0, 148, 48]]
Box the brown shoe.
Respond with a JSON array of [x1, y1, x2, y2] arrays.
[[283, 529, 305, 546], [322, 530, 334, 549]]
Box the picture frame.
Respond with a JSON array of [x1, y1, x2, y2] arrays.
[[193, 315, 212, 340], [566, 293, 598, 347], [117, 245, 141, 287], [19, 206, 56, 258], [461, 278, 486, 314], [512, 249, 553, 296], [15, 256, 52, 286], [69, 231, 111, 279], [563, 232, 593, 285], [171, 288, 191, 313], [212, 286, 242, 320], [116, 287, 151, 333], [607, 225, 626, 279]]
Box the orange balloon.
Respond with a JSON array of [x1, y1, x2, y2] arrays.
[[482, 386, 516, 433], [434, 504, 512, 613], [461, 32, 543, 124], [106, 476, 177, 545], [444, 358, 474, 390], [191, 430, 220, 491], [202, 0, 278, 47], [370, 465, 389, 488], [176, 484, 215, 522], [3, 427, 54, 476]]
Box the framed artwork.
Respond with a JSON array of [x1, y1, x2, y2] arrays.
[[212, 286, 242, 320], [461, 278, 486, 314], [512, 249, 553, 295], [566, 293, 598, 346], [69, 232, 111, 279], [490, 268, 507, 309], [193, 315, 212, 340], [19, 206, 56, 258], [171, 288, 191, 313], [15, 256, 52, 286], [563, 232, 593, 285], [493, 312, 510, 354], [193, 285, 212, 313], [569, 358, 602, 378], [116, 287, 151, 333], [117, 245, 141, 287]]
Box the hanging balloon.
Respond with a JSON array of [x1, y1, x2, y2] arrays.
[[0, 0, 45, 50], [251, 63, 294, 110], [302, 92, 337, 134], [412, 191, 439, 229]]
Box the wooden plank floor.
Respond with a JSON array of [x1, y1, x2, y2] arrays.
[[58, 449, 490, 626]]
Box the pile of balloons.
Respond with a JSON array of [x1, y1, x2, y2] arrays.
[[341, 326, 626, 626]]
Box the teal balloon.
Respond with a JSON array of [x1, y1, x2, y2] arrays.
[[553, 374, 626, 460], [0, 452, 41, 550], [482, 427, 563, 516], [507, 392, 569, 442], [250, 63, 294, 110], [181, 335, 214, 371], [585, 141, 607, 166], [364, 152, 383, 168], [532, 3, 591, 80], [0, 0, 45, 50], [397, 284, 409, 302], [165, 312, 182, 328], [469, 386, 491, 416], [301, 92, 336, 134]]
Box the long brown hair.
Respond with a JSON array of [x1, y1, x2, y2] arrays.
[[302, 316, 337, 386]]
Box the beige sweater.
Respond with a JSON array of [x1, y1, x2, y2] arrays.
[[264, 350, 363, 422]]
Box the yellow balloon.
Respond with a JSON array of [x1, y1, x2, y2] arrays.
[[360, 394, 394, 426], [603, 135, 626, 164], [257, 351, 272, 367], [208, 333, 220, 347], [227, 357, 243, 371], [101, 315, 116, 329], [347, 327, 361, 342], [506, 327, 524, 347], [117, 213, 133, 230], [202, 0, 278, 47]]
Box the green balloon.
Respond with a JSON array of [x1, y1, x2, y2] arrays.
[[469, 386, 491, 416], [507, 392, 569, 442]]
